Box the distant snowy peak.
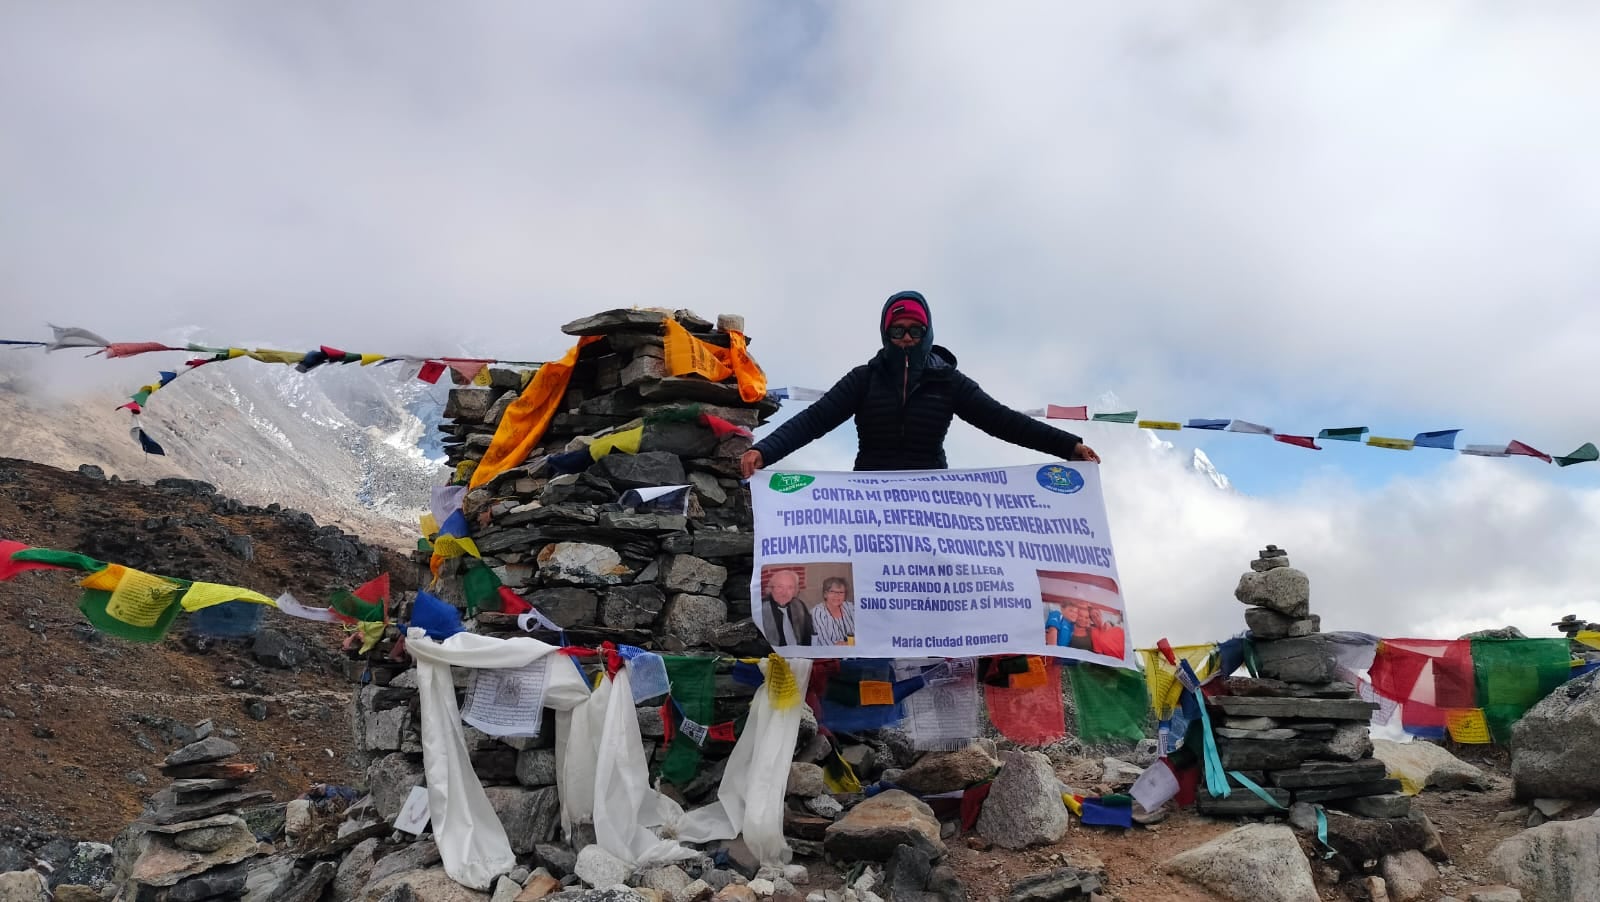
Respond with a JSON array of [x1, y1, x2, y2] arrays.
[[1140, 427, 1233, 491], [1191, 448, 1232, 491]]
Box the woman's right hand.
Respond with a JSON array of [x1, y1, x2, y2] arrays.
[[740, 449, 764, 479]]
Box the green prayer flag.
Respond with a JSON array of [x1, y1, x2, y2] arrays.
[[329, 590, 384, 623], [462, 563, 502, 616], [1317, 427, 1369, 442], [1555, 442, 1599, 467], [1471, 638, 1571, 743], [1071, 663, 1150, 744], [1092, 411, 1137, 424], [13, 548, 106, 572], [77, 587, 184, 643], [660, 656, 718, 786]]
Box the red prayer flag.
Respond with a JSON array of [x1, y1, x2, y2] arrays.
[[353, 573, 390, 604], [984, 661, 1066, 745], [1274, 435, 1321, 450], [1045, 404, 1089, 420], [698, 413, 754, 439], [497, 587, 531, 616], [707, 721, 737, 742], [1507, 440, 1553, 463], [416, 360, 447, 384], [103, 342, 181, 358], [0, 541, 69, 581], [320, 345, 347, 358]]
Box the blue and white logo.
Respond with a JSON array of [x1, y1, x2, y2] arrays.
[[1035, 465, 1085, 494]]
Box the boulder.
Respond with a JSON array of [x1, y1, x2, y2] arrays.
[[1380, 850, 1439, 902], [527, 588, 600, 628], [537, 544, 631, 587], [823, 790, 945, 862], [576, 845, 633, 889], [1233, 568, 1311, 617], [57, 841, 113, 888], [483, 786, 561, 854], [602, 585, 668, 630], [365, 753, 426, 820], [786, 763, 827, 798], [239, 855, 296, 902], [660, 556, 728, 597], [1244, 608, 1320, 639], [895, 743, 1000, 795], [1373, 739, 1489, 794], [596, 451, 688, 490], [1252, 635, 1335, 684], [1162, 824, 1317, 902], [252, 628, 312, 669], [363, 865, 491, 901], [662, 594, 728, 647], [363, 840, 442, 891], [975, 751, 1069, 850], [331, 837, 378, 901], [0, 871, 47, 902], [517, 749, 559, 787], [1511, 671, 1600, 799], [1489, 817, 1600, 902], [1326, 722, 1374, 761]]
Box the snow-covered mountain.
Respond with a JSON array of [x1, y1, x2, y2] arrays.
[[0, 355, 445, 547]]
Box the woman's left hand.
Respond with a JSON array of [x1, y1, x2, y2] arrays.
[[1071, 444, 1101, 463]]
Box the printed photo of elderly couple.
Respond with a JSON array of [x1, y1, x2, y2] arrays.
[[756, 564, 856, 648]]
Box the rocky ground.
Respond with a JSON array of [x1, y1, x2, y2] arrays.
[[0, 457, 412, 849]]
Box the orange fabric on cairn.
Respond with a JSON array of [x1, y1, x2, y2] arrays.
[[470, 336, 602, 489]]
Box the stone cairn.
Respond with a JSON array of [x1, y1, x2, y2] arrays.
[[113, 726, 276, 901], [1200, 545, 1408, 818], [330, 309, 1077, 901]]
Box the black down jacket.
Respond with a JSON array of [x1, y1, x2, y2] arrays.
[[753, 292, 1082, 471]]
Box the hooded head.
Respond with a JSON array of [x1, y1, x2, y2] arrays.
[[877, 290, 935, 376]]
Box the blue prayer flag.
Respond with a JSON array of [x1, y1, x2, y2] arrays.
[[1186, 419, 1230, 430], [1413, 429, 1461, 450]]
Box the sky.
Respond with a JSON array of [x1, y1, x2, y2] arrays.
[[3, 2, 1600, 643]]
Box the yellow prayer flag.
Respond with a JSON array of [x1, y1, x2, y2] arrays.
[[766, 655, 800, 709], [1445, 709, 1491, 744], [1139, 645, 1219, 717], [1575, 630, 1600, 651], [247, 349, 305, 365], [859, 680, 894, 706], [106, 569, 183, 628], [432, 535, 481, 559], [359, 353, 386, 366], [454, 460, 477, 484], [1367, 436, 1415, 450], [1136, 420, 1183, 431], [419, 513, 440, 538], [1063, 794, 1083, 816], [472, 367, 493, 386], [588, 425, 643, 460], [226, 348, 247, 359], [178, 582, 277, 612], [355, 620, 386, 654]]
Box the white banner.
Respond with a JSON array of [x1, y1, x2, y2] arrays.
[[750, 463, 1132, 665]]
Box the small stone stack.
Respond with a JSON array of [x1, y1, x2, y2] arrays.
[[113, 726, 271, 901], [1199, 546, 1405, 817], [432, 307, 778, 657]]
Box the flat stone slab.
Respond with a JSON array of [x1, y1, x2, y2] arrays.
[[162, 736, 240, 768], [1216, 727, 1299, 741], [1269, 761, 1389, 789], [561, 309, 669, 335], [1196, 785, 1292, 816], [1334, 793, 1414, 819], [1212, 696, 1377, 721], [1292, 779, 1404, 803], [1219, 739, 1333, 771]]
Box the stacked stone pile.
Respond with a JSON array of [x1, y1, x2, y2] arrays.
[[433, 307, 778, 657], [1200, 545, 1406, 817], [112, 725, 274, 901]]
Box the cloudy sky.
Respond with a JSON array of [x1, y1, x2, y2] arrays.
[[4, 3, 1599, 643]]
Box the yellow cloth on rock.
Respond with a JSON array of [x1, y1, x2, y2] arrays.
[[589, 424, 643, 460], [179, 582, 277, 612], [470, 336, 601, 488], [662, 320, 768, 403]]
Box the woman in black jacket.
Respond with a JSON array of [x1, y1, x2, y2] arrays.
[[740, 291, 1099, 475]]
